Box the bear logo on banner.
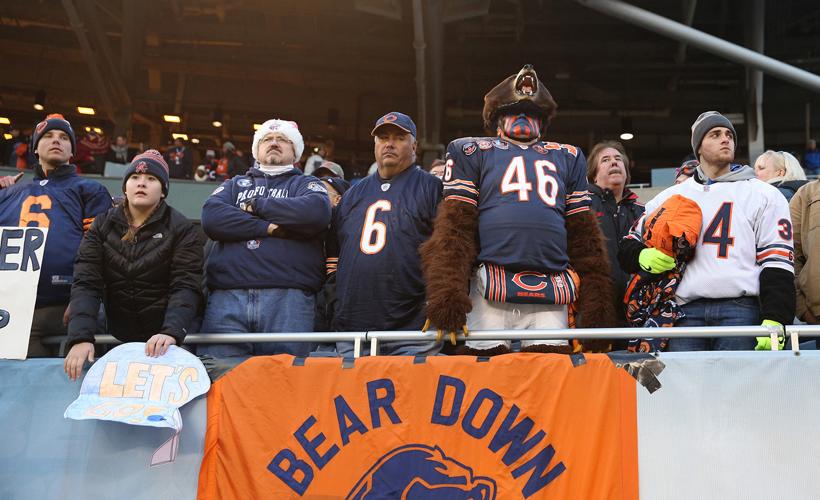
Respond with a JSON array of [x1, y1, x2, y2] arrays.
[[347, 444, 497, 499]]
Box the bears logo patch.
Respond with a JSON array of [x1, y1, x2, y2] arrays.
[[237, 178, 252, 187], [477, 140, 493, 150], [493, 139, 509, 150], [347, 444, 497, 499], [134, 161, 149, 173], [462, 142, 477, 156], [307, 181, 327, 193], [212, 186, 225, 195], [246, 239, 261, 250], [533, 144, 548, 155]]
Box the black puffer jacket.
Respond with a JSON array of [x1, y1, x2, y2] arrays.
[[589, 185, 644, 325], [67, 201, 203, 348]]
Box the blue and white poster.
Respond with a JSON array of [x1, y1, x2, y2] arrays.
[[64, 343, 210, 465]]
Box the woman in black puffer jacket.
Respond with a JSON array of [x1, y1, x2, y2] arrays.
[[64, 150, 202, 380]]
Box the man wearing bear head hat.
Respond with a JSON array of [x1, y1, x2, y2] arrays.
[[420, 65, 616, 355], [0, 113, 112, 356], [200, 119, 331, 357]]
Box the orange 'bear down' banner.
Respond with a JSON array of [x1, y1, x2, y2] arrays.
[[197, 353, 638, 499]]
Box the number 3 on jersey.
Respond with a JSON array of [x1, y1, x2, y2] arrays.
[[500, 156, 558, 206], [703, 202, 734, 258], [360, 200, 392, 254]]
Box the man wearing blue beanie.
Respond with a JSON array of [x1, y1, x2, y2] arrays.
[[0, 114, 112, 356]]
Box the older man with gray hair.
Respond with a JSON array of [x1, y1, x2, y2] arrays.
[[200, 119, 331, 357]]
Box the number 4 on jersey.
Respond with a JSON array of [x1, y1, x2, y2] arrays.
[[703, 202, 734, 258]]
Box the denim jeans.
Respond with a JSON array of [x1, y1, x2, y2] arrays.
[[335, 338, 442, 357], [668, 297, 759, 351], [199, 288, 316, 357]]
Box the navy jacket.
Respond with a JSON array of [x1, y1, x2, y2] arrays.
[[201, 166, 331, 293]]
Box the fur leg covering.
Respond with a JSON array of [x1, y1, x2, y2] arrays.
[[566, 211, 617, 351], [420, 200, 479, 332], [454, 344, 511, 356], [520, 344, 572, 354]]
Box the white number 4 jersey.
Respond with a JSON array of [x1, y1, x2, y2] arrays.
[[634, 176, 794, 305]]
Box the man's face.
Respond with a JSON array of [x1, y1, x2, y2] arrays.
[[37, 129, 72, 166], [115, 136, 127, 147], [698, 127, 735, 165], [174, 139, 184, 148], [593, 147, 627, 189], [430, 164, 445, 179], [374, 126, 415, 170], [321, 180, 342, 207], [257, 132, 296, 166]]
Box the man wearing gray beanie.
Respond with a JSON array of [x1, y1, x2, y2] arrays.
[[619, 110, 795, 352]]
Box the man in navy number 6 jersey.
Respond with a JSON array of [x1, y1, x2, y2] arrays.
[[332, 112, 443, 356]]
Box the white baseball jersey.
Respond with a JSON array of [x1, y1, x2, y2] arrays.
[[630, 176, 794, 305]]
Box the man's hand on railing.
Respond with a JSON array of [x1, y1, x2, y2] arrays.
[[755, 320, 786, 351], [64, 342, 95, 381]]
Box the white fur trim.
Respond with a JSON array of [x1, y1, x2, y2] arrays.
[[252, 119, 304, 164]]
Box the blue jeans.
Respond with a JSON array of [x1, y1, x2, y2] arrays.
[[335, 338, 442, 357], [668, 297, 759, 351], [199, 288, 316, 357]]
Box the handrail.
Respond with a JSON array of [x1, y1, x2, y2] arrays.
[[41, 326, 820, 357]]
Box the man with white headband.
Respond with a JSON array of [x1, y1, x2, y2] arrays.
[[200, 119, 331, 357]]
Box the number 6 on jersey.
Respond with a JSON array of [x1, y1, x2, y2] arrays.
[[360, 200, 392, 254]]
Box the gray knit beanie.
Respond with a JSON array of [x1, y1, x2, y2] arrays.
[[691, 111, 737, 157]]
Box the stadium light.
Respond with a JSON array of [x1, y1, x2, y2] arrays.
[[171, 133, 188, 141], [33, 90, 45, 111], [0, 117, 10, 125], [191, 138, 200, 144], [619, 117, 634, 141], [253, 123, 262, 130], [163, 114, 181, 123], [93, 127, 102, 134], [3, 133, 11, 140], [77, 106, 96, 115], [212, 108, 223, 128]]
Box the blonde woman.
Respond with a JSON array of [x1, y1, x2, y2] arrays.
[[754, 150, 808, 201]]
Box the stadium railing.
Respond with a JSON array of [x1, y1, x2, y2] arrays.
[[42, 325, 820, 357]]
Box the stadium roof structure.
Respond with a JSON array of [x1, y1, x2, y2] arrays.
[[2, 0, 819, 179]]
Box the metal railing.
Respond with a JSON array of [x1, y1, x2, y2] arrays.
[[44, 325, 820, 358]]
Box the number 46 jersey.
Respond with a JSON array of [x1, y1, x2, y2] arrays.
[[332, 166, 443, 332], [443, 137, 592, 274]]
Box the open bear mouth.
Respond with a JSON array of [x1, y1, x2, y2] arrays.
[[515, 70, 538, 96]]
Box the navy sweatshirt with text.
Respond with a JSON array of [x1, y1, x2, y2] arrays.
[[201, 166, 332, 293]]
